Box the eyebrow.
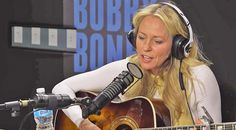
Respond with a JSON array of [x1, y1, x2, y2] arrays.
[[138, 32, 164, 39]]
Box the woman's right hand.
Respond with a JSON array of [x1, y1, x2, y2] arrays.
[[79, 119, 101, 130]]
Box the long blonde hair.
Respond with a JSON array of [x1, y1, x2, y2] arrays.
[[124, 2, 211, 121]]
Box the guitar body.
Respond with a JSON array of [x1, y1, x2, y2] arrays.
[[54, 91, 171, 130]]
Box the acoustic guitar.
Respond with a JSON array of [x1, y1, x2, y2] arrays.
[[54, 91, 236, 130], [54, 91, 171, 130]]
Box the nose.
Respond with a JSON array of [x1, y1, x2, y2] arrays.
[[143, 40, 152, 51]]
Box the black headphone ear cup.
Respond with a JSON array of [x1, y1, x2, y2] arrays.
[[127, 30, 136, 48], [172, 35, 189, 60]]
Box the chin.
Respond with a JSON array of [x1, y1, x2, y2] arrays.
[[140, 63, 155, 71]]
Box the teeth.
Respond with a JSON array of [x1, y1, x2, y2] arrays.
[[143, 55, 152, 62], [143, 55, 151, 59]]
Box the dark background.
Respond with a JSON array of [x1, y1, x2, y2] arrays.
[[0, 0, 235, 129]]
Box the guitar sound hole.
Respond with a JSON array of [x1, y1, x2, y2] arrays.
[[116, 124, 132, 130]]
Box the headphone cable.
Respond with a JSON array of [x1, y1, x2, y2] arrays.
[[179, 59, 195, 125]]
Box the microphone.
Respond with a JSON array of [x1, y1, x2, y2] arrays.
[[0, 94, 92, 110], [32, 94, 84, 109], [82, 62, 143, 118]]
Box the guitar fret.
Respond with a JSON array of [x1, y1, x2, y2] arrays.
[[189, 126, 196, 130], [181, 127, 188, 130], [210, 125, 216, 130], [200, 125, 211, 130], [216, 124, 223, 130]]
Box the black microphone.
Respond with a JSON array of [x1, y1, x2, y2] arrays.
[[32, 94, 75, 109], [82, 62, 143, 118], [0, 94, 92, 110]]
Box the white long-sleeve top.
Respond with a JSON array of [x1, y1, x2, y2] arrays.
[[52, 58, 222, 127]]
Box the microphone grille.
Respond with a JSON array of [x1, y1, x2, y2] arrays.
[[102, 71, 134, 99]]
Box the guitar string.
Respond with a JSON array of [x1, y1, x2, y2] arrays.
[[143, 122, 236, 130]]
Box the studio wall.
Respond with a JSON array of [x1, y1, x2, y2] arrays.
[[0, 0, 66, 129]]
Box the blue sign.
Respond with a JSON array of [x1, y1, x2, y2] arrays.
[[74, 0, 158, 72]]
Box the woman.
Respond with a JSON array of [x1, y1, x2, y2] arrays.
[[52, 1, 221, 129]]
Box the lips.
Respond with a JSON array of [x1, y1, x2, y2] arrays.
[[142, 55, 153, 62]]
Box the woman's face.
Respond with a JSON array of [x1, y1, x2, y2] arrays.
[[136, 15, 172, 74]]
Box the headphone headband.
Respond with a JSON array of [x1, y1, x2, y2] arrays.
[[160, 2, 193, 57]]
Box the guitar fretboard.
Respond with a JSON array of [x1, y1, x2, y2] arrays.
[[136, 122, 236, 130]]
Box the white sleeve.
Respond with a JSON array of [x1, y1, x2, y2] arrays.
[[52, 58, 129, 126], [189, 65, 222, 123]]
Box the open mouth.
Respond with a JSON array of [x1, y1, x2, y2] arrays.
[[142, 55, 153, 62]]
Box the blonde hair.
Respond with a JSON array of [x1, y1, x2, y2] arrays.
[[125, 2, 212, 123]]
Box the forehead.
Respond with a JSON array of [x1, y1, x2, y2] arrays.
[[138, 15, 169, 36]]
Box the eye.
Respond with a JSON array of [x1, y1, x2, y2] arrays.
[[137, 34, 145, 40], [154, 40, 163, 44]]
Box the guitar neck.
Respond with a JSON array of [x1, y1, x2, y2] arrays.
[[136, 122, 236, 130]]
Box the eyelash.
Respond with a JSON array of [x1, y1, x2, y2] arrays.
[[154, 40, 163, 44], [137, 35, 144, 40], [137, 35, 163, 44]]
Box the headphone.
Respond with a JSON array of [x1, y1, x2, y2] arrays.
[[127, 2, 193, 60]]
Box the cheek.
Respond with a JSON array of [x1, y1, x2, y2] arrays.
[[156, 45, 172, 61], [164, 48, 172, 58], [135, 42, 142, 53]]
